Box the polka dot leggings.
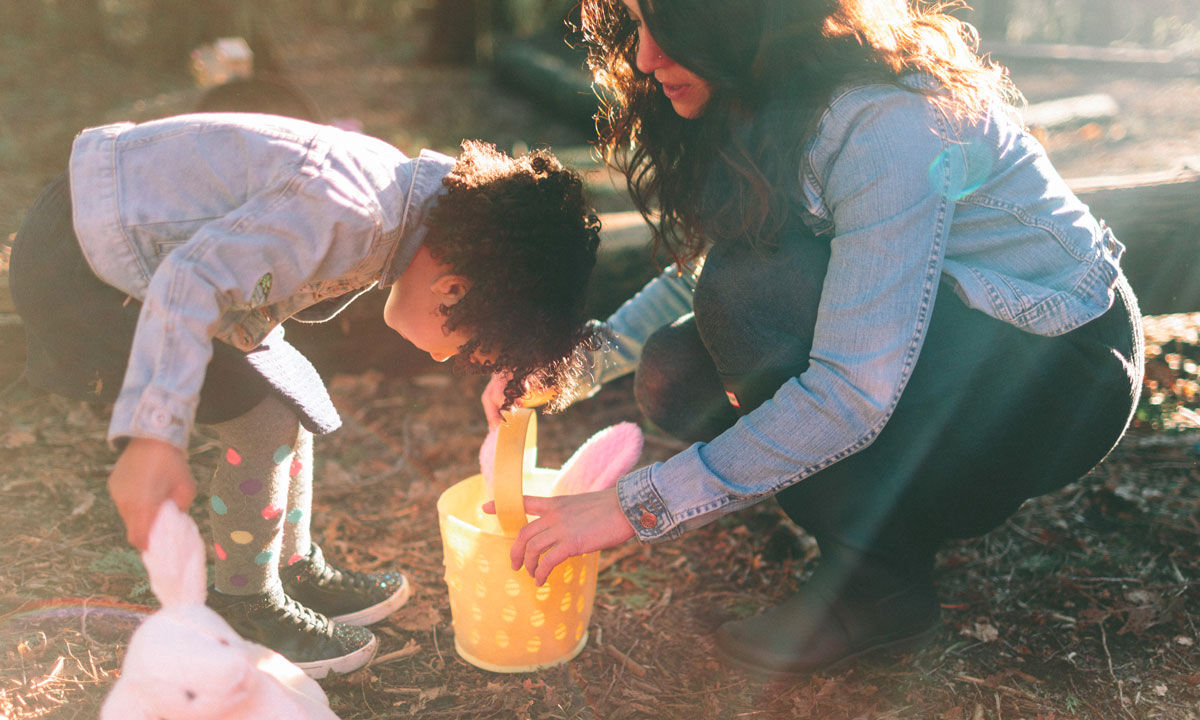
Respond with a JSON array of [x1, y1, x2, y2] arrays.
[[202, 394, 314, 595]]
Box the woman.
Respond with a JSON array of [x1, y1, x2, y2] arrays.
[[482, 0, 1143, 676]]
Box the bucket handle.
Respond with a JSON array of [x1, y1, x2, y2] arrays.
[[493, 407, 538, 536]]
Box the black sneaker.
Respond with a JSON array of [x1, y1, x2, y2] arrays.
[[208, 585, 378, 679], [281, 543, 411, 626]]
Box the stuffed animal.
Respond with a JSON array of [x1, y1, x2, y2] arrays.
[[100, 501, 341, 720], [479, 420, 644, 496]]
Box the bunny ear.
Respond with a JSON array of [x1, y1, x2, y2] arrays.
[[142, 501, 209, 607], [478, 425, 499, 493], [552, 422, 644, 496]]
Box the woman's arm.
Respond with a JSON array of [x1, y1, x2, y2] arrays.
[[617, 87, 960, 542], [496, 87, 968, 580], [481, 263, 698, 426]]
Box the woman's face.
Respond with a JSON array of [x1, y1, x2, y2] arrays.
[[620, 0, 713, 119]]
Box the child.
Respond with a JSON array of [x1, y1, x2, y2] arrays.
[[9, 113, 601, 678]]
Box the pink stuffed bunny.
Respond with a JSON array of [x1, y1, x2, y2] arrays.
[[100, 502, 341, 720], [479, 421, 644, 496]]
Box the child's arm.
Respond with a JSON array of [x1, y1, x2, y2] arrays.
[[104, 175, 380, 452], [480, 265, 697, 426], [107, 438, 197, 550]]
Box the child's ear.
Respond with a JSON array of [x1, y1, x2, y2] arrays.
[[431, 274, 471, 304]]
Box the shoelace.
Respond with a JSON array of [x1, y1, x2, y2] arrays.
[[305, 549, 374, 590], [273, 592, 332, 634]]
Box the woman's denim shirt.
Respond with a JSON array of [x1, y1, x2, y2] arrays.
[[68, 113, 455, 449], [592, 81, 1127, 541]]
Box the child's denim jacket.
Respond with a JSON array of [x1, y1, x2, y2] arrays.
[[592, 81, 1128, 541], [68, 114, 455, 449]]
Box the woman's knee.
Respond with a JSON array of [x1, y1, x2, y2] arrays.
[[634, 318, 737, 442]]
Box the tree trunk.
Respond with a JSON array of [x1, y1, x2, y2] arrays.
[[426, 0, 483, 64]]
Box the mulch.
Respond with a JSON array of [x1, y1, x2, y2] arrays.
[[1, 331, 1198, 719]]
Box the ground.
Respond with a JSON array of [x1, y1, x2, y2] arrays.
[[1, 14, 1199, 720]]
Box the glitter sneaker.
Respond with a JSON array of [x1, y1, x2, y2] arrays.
[[281, 543, 411, 626], [207, 585, 377, 679]]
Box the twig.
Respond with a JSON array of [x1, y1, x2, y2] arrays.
[[952, 674, 1044, 704], [597, 542, 639, 574], [1059, 576, 1145, 584], [605, 643, 647, 677], [432, 625, 444, 667], [0, 370, 28, 405], [29, 656, 65, 690], [1100, 623, 1136, 720], [370, 639, 422, 666], [1003, 519, 1055, 547]]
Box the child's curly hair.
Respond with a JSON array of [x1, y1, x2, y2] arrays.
[[422, 140, 602, 411]]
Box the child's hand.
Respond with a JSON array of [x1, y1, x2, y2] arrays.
[[482, 487, 635, 585], [481, 372, 558, 428], [481, 371, 512, 428], [108, 438, 196, 550]]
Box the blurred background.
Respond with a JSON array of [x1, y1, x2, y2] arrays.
[[2, 0, 1199, 381]]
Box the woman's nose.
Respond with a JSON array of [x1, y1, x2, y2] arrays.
[[635, 28, 670, 74]]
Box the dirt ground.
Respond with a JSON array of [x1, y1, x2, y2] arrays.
[[1, 14, 1199, 720]]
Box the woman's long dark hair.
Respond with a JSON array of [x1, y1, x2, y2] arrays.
[[581, 0, 1021, 267]]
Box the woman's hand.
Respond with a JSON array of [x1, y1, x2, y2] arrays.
[[108, 437, 197, 550], [483, 487, 636, 585]]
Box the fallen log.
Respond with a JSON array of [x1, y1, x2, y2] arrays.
[[1071, 166, 1200, 315], [986, 42, 1200, 76], [1022, 93, 1119, 130]]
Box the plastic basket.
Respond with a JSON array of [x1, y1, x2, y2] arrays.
[[436, 408, 599, 672]]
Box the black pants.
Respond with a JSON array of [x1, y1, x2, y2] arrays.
[[634, 231, 1143, 567]]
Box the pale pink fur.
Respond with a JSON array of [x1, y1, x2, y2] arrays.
[[479, 421, 644, 496], [100, 502, 340, 720]]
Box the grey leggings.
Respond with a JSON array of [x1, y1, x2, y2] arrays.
[[634, 231, 1143, 566]]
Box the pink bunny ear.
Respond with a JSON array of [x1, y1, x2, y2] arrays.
[[479, 424, 499, 494], [551, 422, 644, 496], [142, 501, 209, 607]]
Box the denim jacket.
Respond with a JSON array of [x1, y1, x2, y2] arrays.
[[587, 81, 1127, 541], [68, 113, 455, 449]]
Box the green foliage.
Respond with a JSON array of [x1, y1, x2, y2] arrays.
[[87, 548, 152, 600]]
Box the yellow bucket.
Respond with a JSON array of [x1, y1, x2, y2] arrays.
[[436, 408, 599, 672]]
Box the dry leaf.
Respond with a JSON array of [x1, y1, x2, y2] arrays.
[[391, 598, 442, 632], [961, 622, 999, 643], [3, 430, 37, 448], [69, 491, 96, 518]]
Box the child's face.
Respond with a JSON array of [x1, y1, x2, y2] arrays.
[[384, 247, 474, 363]]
